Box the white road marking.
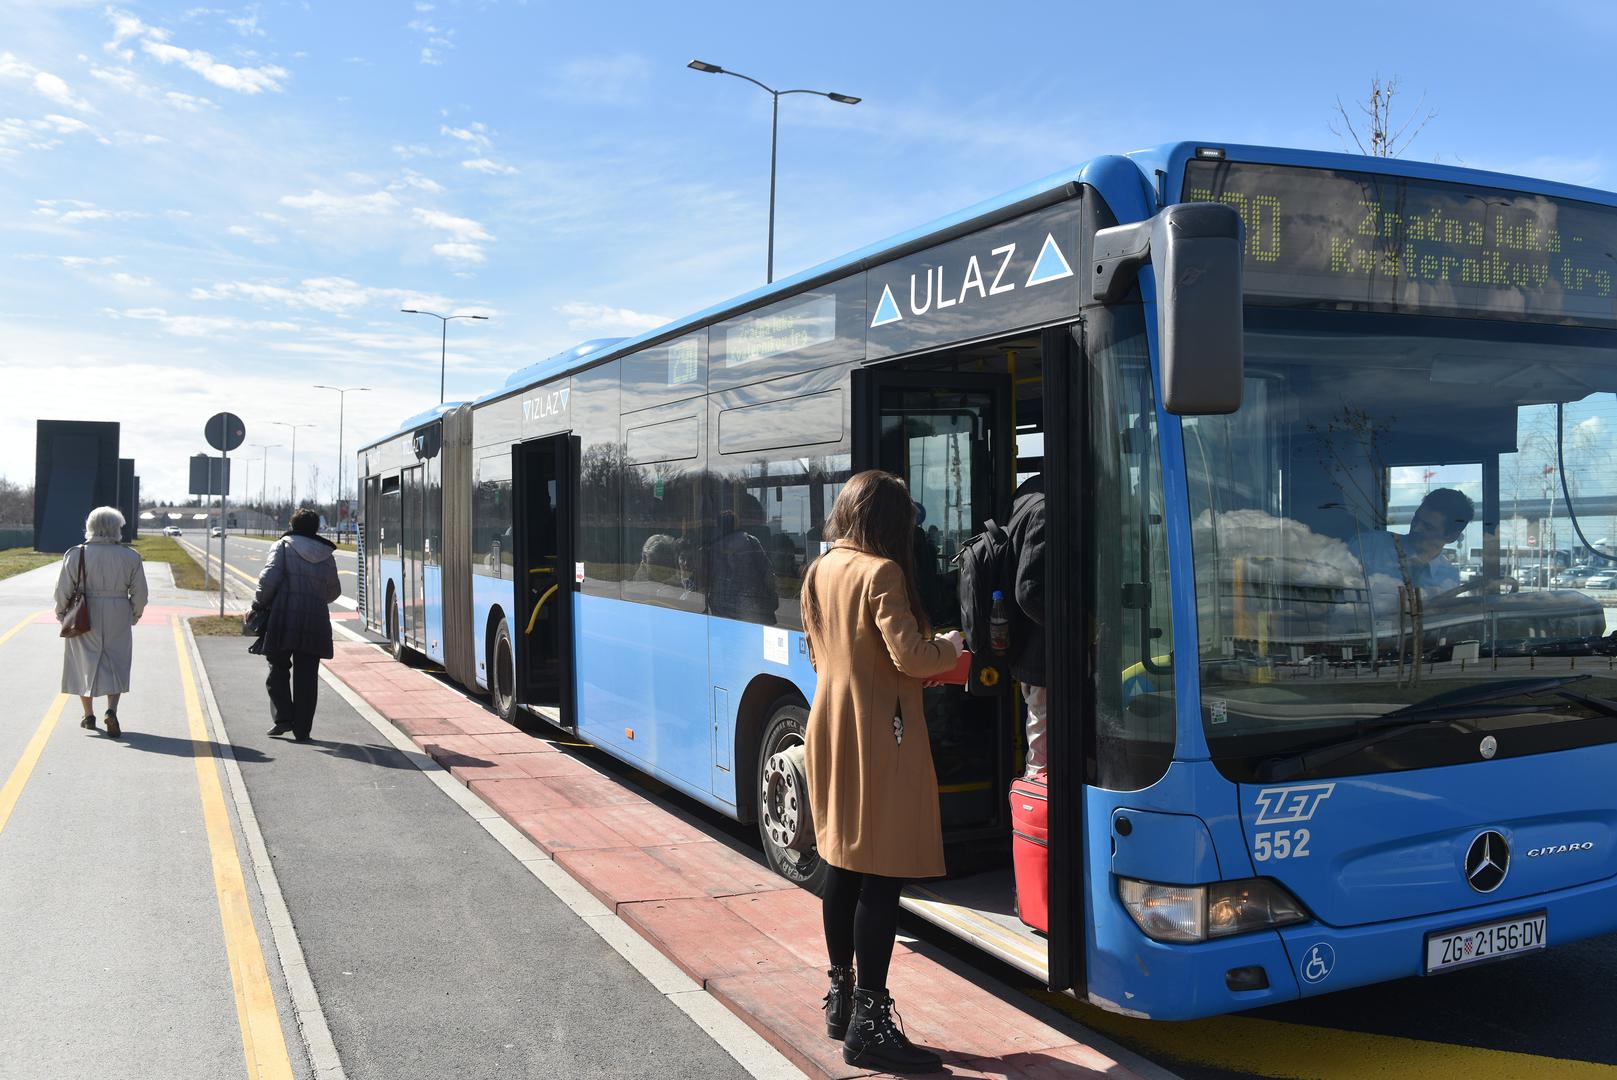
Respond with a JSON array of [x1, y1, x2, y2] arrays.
[[317, 637, 802, 1080], [184, 621, 347, 1080]]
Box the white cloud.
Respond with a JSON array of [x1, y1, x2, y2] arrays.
[[408, 17, 454, 64], [108, 272, 156, 288], [89, 66, 142, 92], [105, 9, 288, 95], [192, 276, 444, 314], [462, 157, 517, 176], [0, 52, 94, 112], [397, 172, 445, 194], [113, 307, 297, 337], [279, 189, 400, 216], [392, 143, 431, 159], [227, 223, 277, 244], [228, 11, 266, 37], [58, 255, 120, 268], [431, 242, 485, 264], [0, 114, 100, 155], [558, 301, 670, 334], [165, 90, 217, 112], [34, 199, 140, 224], [441, 122, 490, 150], [420, 47, 440, 67]]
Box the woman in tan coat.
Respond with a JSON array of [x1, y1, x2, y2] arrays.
[[56, 506, 148, 738], [801, 470, 963, 1074]]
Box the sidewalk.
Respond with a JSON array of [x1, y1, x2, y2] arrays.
[[320, 640, 1155, 1080]]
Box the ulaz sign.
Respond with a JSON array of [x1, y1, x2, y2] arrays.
[[865, 201, 1082, 359]]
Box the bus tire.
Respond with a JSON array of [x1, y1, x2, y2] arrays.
[[756, 698, 827, 896], [386, 586, 406, 661], [491, 617, 517, 724]]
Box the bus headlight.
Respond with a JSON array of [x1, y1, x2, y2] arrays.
[[1118, 877, 1309, 943]]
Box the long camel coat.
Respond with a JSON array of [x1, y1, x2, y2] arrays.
[[803, 543, 958, 879], [55, 539, 148, 696]]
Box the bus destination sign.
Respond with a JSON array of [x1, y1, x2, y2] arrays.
[[1185, 160, 1617, 327]]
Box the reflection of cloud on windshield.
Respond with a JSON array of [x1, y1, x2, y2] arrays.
[[1193, 508, 1362, 586]]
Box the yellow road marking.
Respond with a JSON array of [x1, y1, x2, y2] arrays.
[[1032, 990, 1617, 1079], [171, 617, 294, 1080], [0, 608, 50, 649], [0, 694, 69, 839]]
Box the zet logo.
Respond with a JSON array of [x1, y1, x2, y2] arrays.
[[1301, 942, 1335, 984], [1253, 783, 1336, 826]]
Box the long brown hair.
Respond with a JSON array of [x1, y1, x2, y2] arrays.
[[802, 470, 929, 640]]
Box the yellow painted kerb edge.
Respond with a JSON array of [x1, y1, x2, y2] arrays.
[[171, 616, 295, 1080]]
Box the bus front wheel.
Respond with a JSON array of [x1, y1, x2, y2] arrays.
[[756, 699, 827, 896], [491, 618, 517, 724], [386, 588, 405, 661]]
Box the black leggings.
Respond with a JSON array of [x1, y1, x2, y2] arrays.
[[822, 864, 906, 993]]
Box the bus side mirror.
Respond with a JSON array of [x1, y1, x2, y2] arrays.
[[1092, 202, 1244, 416]]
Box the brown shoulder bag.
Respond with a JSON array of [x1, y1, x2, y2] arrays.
[[59, 546, 92, 639]]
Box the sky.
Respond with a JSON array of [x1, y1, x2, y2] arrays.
[[3, 0, 1616, 504]]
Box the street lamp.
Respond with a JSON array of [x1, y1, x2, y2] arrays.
[[314, 385, 370, 533], [249, 443, 280, 527], [687, 60, 861, 283], [400, 309, 488, 404], [272, 422, 316, 509]]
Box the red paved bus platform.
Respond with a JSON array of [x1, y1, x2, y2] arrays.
[[323, 642, 1141, 1080]]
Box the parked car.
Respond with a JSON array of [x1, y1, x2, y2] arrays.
[[1582, 570, 1617, 590], [1457, 561, 1484, 583], [162, 525, 182, 537]]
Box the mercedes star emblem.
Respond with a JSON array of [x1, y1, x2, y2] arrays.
[[1465, 830, 1510, 893], [1479, 735, 1498, 760]]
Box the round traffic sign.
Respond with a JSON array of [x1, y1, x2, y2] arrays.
[[206, 412, 246, 453]]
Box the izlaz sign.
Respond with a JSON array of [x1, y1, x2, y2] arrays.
[[865, 201, 1082, 359]]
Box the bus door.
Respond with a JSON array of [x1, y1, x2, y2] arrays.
[[511, 432, 578, 725], [402, 464, 425, 648], [363, 474, 381, 630], [852, 369, 1015, 840]]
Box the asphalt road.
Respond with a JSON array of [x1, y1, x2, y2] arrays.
[[179, 529, 358, 615], [198, 635, 755, 1080]]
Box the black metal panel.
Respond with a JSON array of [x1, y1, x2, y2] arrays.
[[34, 420, 119, 553]]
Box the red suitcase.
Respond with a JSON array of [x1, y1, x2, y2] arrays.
[[1009, 772, 1049, 933]]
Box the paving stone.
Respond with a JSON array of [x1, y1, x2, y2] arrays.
[[645, 841, 793, 898], [505, 805, 639, 854], [946, 1044, 1126, 1079], [439, 712, 517, 736], [588, 801, 711, 846], [878, 953, 1072, 1061], [503, 752, 593, 780], [554, 846, 712, 907], [385, 714, 466, 737], [471, 731, 558, 755], [540, 773, 651, 808], [619, 897, 803, 985], [471, 777, 575, 819], [720, 889, 834, 968], [706, 966, 875, 1080]]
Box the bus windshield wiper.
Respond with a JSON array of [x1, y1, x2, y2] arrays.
[[1258, 675, 1590, 782]]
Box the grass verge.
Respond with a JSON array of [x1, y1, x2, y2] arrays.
[[132, 535, 219, 592], [0, 547, 56, 582], [189, 614, 245, 636]]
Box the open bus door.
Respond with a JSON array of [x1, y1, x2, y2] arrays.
[[511, 432, 578, 727], [852, 329, 1088, 997], [852, 367, 1015, 843]]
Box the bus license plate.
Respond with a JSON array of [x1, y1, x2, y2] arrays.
[[1425, 912, 1546, 974]]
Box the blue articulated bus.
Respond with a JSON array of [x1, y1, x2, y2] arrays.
[[357, 141, 1617, 1020]]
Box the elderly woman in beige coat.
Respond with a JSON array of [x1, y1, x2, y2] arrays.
[[55, 506, 148, 738], [801, 470, 964, 1075]]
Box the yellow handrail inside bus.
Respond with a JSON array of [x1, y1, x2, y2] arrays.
[[525, 584, 559, 635]]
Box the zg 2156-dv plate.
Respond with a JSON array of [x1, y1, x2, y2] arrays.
[[1425, 912, 1546, 974]]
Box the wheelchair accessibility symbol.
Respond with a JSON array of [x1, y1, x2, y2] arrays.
[[1301, 942, 1335, 984]]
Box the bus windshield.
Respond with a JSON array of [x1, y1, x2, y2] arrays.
[[1184, 311, 1617, 782]]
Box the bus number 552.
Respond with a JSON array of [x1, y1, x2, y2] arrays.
[[1253, 829, 1311, 861]]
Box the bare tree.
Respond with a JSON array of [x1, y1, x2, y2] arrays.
[[0, 477, 33, 524], [1331, 75, 1436, 158]]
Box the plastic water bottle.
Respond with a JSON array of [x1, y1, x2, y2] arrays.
[[989, 590, 1010, 654]]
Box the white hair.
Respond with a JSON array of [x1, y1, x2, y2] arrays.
[[84, 505, 126, 541]]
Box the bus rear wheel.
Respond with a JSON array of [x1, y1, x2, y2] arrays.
[[386, 588, 406, 661], [491, 618, 516, 724], [757, 698, 827, 896]]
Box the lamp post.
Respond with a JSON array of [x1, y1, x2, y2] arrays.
[[314, 385, 370, 533], [272, 422, 316, 510], [400, 309, 488, 404], [687, 60, 861, 283], [249, 443, 280, 528]]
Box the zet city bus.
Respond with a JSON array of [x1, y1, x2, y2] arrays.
[[357, 142, 1617, 1020]]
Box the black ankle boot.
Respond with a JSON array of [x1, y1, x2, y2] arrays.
[[842, 987, 942, 1074], [822, 965, 854, 1039]]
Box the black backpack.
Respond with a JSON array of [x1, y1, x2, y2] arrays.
[[955, 515, 1019, 696]]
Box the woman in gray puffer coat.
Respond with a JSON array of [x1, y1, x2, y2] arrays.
[[252, 508, 342, 742]]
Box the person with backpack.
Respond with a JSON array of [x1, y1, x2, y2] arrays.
[[955, 474, 1047, 773], [251, 508, 342, 743], [801, 470, 964, 1074]]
